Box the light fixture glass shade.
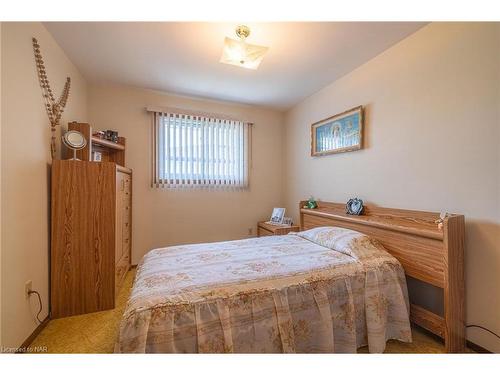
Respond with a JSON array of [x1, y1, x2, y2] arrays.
[[220, 37, 268, 70]]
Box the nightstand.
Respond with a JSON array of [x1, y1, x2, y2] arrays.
[[257, 221, 300, 237]]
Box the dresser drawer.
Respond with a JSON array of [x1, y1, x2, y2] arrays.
[[123, 235, 131, 248], [257, 222, 300, 237], [124, 202, 131, 216], [123, 240, 131, 259], [124, 176, 131, 192], [123, 201, 131, 221], [123, 219, 131, 231], [115, 252, 130, 294], [257, 227, 274, 237]]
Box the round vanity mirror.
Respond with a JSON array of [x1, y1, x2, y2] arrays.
[[62, 130, 87, 160]]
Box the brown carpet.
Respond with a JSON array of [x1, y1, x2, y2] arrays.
[[30, 270, 135, 353], [30, 269, 465, 353]]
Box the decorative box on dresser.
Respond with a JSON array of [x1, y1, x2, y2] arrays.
[[50, 123, 132, 318]]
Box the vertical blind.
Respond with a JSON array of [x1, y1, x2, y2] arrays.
[[152, 112, 250, 188]]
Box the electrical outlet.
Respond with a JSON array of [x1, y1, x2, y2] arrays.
[[25, 280, 32, 298], [248, 227, 253, 236]]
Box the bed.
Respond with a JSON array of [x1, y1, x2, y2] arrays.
[[116, 201, 464, 353]]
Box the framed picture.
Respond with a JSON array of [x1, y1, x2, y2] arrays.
[[311, 105, 363, 156], [269, 208, 285, 224], [92, 151, 102, 162]]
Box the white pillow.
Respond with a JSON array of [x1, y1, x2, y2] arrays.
[[295, 226, 384, 260]]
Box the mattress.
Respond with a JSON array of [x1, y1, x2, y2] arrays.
[[116, 227, 412, 353]]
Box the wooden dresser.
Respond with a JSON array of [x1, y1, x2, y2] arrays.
[[51, 125, 132, 318], [51, 161, 132, 318]]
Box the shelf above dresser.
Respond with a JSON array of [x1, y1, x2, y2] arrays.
[[67, 122, 126, 166], [92, 136, 126, 151]]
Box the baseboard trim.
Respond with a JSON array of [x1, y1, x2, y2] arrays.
[[466, 339, 492, 353], [413, 323, 492, 353], [16, 316, 50, 353]]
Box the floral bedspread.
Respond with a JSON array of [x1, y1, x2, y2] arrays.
[[116, 227, 411, 353]]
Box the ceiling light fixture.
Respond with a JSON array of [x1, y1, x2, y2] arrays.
[[220, 25, 268, 70]]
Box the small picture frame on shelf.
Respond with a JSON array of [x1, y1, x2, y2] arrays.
[[282, 217, 293, 226], [270, 208, 285, 224], [92, 151, 102, 162], [92, 130, 105, 139], [105, 130, 119, 143]]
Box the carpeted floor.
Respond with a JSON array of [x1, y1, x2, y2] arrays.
[[30, 269, 136, 353], [29, 269, 467, 354]]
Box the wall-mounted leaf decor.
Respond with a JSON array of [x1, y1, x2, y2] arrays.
[[32, 37, 71, 159]]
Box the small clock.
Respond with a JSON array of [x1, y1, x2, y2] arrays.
[[346, 198, 364, 215]]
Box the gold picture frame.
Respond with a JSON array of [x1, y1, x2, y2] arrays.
[[311, 105, 364, 156]]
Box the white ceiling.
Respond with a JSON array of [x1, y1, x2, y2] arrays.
[[44, 22, 426, 110]]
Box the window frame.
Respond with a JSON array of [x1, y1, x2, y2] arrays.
[[151, 110, 252, 189]]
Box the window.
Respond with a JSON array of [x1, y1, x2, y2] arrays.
[[152, 111, 250, 188]]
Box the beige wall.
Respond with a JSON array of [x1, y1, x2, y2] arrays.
[[283, 22, 500, 352], [88, 84, 284, 264], [1, 22, 88, 348], [0, 21, 3, 349], [1, 21, 498, 352]]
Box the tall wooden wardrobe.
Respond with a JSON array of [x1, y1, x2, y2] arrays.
[[51, 123, 132, 318]]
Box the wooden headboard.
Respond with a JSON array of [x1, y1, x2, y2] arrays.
[[299, 201, 465, 353]]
